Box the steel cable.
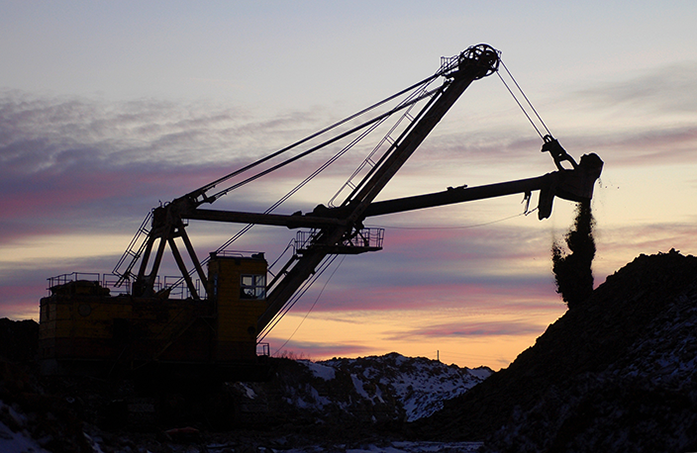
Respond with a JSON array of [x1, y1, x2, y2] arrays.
[[496, 59, 552, 141], [191, 73, 442, 199]]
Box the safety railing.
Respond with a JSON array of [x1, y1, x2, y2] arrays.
[[256, 342, 270, 357], [439, 54, 460, 76], [47, 272, 100, 290], [47, 272, 203, 299], [294, 227, 384, 253], [211, 250, 265, 259]]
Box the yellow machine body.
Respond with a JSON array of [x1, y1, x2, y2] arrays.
[[207, 253, 267, 361], [38, 253, 269, 379]]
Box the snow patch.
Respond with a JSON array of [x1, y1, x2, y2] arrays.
[[239, 382, 257, 399], [0, 420, 52, 453], [351, 374, 370, 399], [304, 360, 337, 381], [321, 353, 492, 422], [468, 366, 494, 381]]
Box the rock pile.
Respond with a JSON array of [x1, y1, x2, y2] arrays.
[[413, 250, 697, 453]]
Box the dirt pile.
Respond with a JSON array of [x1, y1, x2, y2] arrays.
[[412, 249, 697, 452]]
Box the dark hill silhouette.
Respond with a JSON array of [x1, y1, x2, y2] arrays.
[[411, 249, 697, 452]]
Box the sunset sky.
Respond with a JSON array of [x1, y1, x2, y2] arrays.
[[2, 1, 697, 369]]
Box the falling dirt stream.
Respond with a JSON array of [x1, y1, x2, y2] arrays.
[[552, 200, 596, 309]]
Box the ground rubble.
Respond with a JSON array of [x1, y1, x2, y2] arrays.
[[1, 321, 487, 452]]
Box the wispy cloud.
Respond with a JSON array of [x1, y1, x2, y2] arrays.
[[387, 319, 548, 340], [0, 90, 320, 169], [553, 126, 697, 168], [540, 61, 697, 168], [574, 61, 697, 114], [0, 90, 345, 244]]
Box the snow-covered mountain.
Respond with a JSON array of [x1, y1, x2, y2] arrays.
[[320, 353, 491, 422], [227, 352, 492, 432]]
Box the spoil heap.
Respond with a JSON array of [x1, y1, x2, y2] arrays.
[[413, 249, 697, 452]]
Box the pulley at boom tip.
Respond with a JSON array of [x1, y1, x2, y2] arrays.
[[441, 44, 500, 80]]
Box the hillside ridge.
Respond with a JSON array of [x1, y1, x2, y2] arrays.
[[412, 249, 697, 452]]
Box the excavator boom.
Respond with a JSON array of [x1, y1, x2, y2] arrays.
[[364, 151, 603, 220], [257, 44, 501, 332]]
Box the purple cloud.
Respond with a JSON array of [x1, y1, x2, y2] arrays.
[[387, 319, 548, 340], [573, 61, 697, 113]]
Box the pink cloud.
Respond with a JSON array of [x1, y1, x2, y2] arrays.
[[591, 126, 697, 167], [387, 319, 549, 341], [295, 277, 559, 314], [573, 61, 697, 114], [0, 284, 44, 320]]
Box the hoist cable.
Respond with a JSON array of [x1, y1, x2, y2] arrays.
[[300, 76, 443, 208], [339, 80, 446, 207], [172, 84, 441, 289], [499, 59, 552, 137], [192, 73, 443, 199], [497, 64, 541, 137], [497, 71, 544, 140], [168, 69, 446, 290], [240, 79, 437, 212], [208, 85, 445, 201], [258, 254, 339, 342], [211, 90, 435, 251], [268, 255, 346, 354], [328, 77, 441, 207], [269, 92, 413, 210], [496, 59, 553, 141]]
